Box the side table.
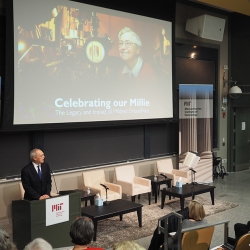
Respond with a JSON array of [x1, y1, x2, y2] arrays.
[[143, 175, 172, 203], [59, 189, 95, 206]]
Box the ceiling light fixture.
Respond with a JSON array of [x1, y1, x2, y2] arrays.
[[223, 75, 242, 99], [228, 82, 242, 99]]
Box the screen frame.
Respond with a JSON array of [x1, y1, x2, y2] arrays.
[[2, 0, 177, 132]]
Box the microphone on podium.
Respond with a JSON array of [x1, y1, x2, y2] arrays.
[[100, 183, 110, 204], [51, 170, 59, 194]]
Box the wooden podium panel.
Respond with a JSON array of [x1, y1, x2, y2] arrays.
[[12, 191, 81, 249]]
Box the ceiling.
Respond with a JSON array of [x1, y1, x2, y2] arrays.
[[192, 0, 250, 16]]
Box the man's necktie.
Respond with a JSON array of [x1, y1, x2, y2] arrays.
[[37, 165, 42, 179]]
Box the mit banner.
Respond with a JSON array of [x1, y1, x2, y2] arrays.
[[46, 195, 69, 226], [179, 99, 213, 119], [179, 84, 213, 183]]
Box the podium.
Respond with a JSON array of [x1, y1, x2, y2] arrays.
[[12, 191, 81, 249]]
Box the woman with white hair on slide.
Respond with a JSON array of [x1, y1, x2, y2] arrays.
[[117, 27, 157, 84]]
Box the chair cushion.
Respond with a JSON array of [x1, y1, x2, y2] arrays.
[[115, 165, 135, 183], [105, 190, 121, 201], [83, 170, 106, 188], [132, 183, 151, 196], [157, 159, 174, 173], [82, 170, 122, 202]]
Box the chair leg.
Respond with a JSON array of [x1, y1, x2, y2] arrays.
[[131, 196, 136, 202], [138, 194, 140, 200], [85, 200, 88, 207], [148, 192, 151, 205]]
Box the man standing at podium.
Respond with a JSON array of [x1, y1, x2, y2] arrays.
[[21, 148, 52, 200]]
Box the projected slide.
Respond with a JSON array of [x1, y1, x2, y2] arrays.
[[13, 0, 172, 124]]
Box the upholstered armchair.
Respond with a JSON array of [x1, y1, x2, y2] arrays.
[[114, 164, 151, 205], [19, 182, 25, 199], [156, 158, 189, 186], [82, 169, 122, 202]]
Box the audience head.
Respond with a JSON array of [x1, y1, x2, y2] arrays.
[[70, 216, 94, 246], [23, 238, 52, 250], [0, 227, 17, 250], [113, 240, 146, 250], [188, 199, 205, 221]]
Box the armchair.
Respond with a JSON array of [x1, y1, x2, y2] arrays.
[[19, 182, 25, 199], [156, 158, 189, 186], [114, 164, 151, 205], [82, 169, 122, 202]]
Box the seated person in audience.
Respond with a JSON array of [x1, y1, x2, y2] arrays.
[[148, 200, 207, 250], [167, 200, 207, 249], [0, 227, 17, 250], [148, 206, 189, 250], [23, 238, 52, 250], [227, 221, 250, 246], [235, 221, 250, 239], [113, 240, 146, 250], [70, 216, 104, 250]]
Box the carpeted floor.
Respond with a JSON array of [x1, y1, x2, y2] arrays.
[[89, 195, 238, 249]]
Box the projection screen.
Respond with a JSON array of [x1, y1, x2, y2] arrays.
[[12, 0, 173, 125]]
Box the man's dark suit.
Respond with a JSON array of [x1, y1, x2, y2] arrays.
[[21, 162, 52, 200]]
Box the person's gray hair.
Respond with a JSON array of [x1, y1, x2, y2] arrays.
[[30, 148, 39, 162], [70, 216, 94, 245], [23, 238, 53, 250], [118, 27, 142, 47], [0, 227, 17, 250]]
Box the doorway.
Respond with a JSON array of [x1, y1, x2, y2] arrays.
[[234, 107, 250, 171]]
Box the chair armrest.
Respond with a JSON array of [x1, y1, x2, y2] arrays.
[[175, 167, 192, 183], [159, 172, 175, 186], [104, 182, 122, 195], [172, 169, 189, 179], [116, 180, 133, 194], [87, 186, 104, 196], [158, 171, 175, 180], [134, 177, 151, 187], [201, 155, 212, 159], [51, 192, 59, 197], [179, 162, 184, 168]]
